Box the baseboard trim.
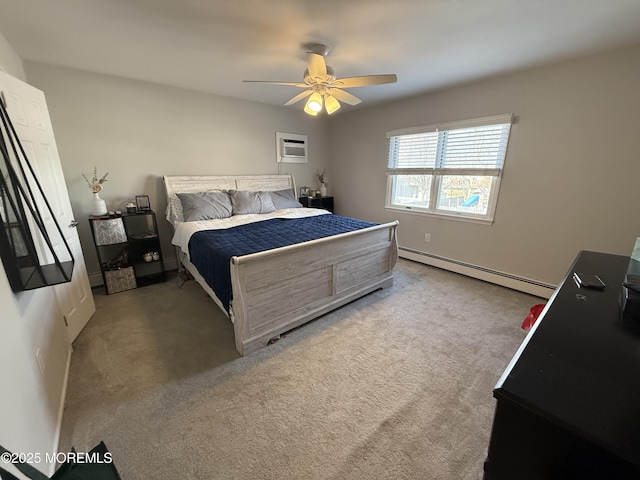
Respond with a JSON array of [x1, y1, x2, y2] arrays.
[[399, 247, 555, 299], [50, 347, 72, 473], [88, 271, 102, 287]]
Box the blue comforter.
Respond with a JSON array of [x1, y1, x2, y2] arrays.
[[188, 214, 377, 313]]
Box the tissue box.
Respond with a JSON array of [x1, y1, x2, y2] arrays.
[[104, 267, 136, 294]]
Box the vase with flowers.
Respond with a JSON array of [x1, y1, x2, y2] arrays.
[[316, 168, 328, 197], [83, 167, 109, 216]]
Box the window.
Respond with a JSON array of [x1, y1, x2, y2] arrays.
[[386, 114, 512, 223]]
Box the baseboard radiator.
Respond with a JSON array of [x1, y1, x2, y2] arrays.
[[399, 247, 555, 299]]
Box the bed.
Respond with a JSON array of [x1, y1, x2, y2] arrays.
[[163, 174, 398, 356]]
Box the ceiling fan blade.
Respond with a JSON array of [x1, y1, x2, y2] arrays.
[[284, 90, 313, 106], [328, 88, 361, 106], [242, 80, 308, 88], [307, 53, 327, 81], [332, 74, 397, 88]]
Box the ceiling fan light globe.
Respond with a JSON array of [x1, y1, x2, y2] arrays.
[[303, 102, 319, 116], [325, 95, 341, 114], [306, 92, 323, 112], [308, 101, 322, 112]]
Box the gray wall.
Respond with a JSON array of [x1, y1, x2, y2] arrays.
[[24, 63, 331, 279], [26, 45, 640, 288], [328, 43, 640, 286]]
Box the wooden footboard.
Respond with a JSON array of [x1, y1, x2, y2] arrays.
[[230, 221, 398, 355]]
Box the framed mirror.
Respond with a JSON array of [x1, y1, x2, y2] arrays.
[[0, 96, 73, 291]]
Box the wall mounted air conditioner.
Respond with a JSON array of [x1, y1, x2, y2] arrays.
[[276, 132, 308, 163]]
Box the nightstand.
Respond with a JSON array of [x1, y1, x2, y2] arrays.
[[89, 211, 166, 294], [299, 196, 334, 213]]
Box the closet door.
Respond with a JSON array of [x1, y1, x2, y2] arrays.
[[0, 71, 95, 342]]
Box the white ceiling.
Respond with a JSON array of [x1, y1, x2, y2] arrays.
[[2, 0, 640, 113]]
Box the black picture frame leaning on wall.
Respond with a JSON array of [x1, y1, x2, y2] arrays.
[[135, 195, 150, 213]]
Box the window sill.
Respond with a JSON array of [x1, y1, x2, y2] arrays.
[[384, 206, 494, 225]]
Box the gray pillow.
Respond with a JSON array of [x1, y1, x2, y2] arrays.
[[266, 189, 303, 209], [177, 191, 232, 222], [228, 190, 276, 215]]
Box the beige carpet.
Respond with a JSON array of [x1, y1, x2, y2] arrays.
[[59, 258, 539, 479]]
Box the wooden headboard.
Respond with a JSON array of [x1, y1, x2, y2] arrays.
[[163, 174, 297, 225]]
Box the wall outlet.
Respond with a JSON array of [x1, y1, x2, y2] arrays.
[[35, 348, 45, 375], [424, 233, 431, 242]]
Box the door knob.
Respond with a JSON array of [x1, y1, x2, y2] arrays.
[[69, 220, 79, 228]]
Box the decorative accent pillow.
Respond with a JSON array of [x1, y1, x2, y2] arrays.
[[266, 189, 303, 209], [167, 195, 184, 224], [177, 191, 233, 222], [228, 190, 276, 215]]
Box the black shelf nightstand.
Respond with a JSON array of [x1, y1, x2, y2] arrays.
[[299, 196, 334, 213], [89, 211, 166, 294]]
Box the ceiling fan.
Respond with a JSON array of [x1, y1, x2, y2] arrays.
[[243, 44, 397, 116]]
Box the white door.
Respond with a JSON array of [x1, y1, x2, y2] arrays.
[[0, 71, 95, 343]]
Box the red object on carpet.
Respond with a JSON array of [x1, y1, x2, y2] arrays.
[[522, 304, 546, 330]]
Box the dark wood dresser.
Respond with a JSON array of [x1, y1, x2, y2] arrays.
[[484, 250, 640, 479]]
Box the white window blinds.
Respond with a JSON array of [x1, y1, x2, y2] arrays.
[[387, 132, 438, 171], [387, 114, 512, 176]]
